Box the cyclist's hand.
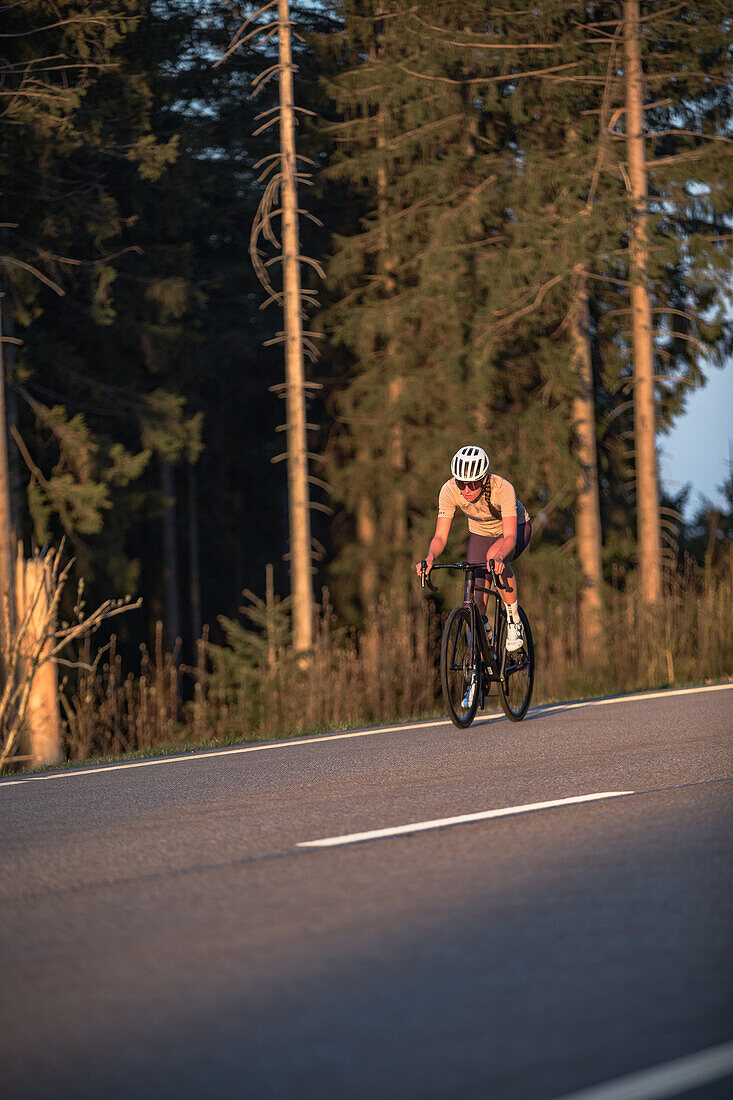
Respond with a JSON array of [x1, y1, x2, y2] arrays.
[[415, 553, 434, 578], [492, 555, 505, 576]]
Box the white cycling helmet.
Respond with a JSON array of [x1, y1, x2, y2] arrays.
[[451, 445, 490, 482]]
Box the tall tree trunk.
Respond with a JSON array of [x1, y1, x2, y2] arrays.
[[16, 548, 61, 766], [571, 274, 604, 655], [278, 0, 314, 653], [0, 294, 16, 635], [161, 458, 181, 649], [187, 462, 202, 650], [388, 374, 407, 545], [356, 448, 378, 613], [624, 0, 663, 604], [376, 84, 407, 580]]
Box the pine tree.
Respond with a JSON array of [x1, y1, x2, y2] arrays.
[[579, 1, 733, 598], [2, 1, 298, 658], [406, 1, 732, 616], [0, 1, 207, 650], [0, 0, 160, 625], [321, 2, 529, 613], [624, 0, 663, 603], [216, 1, 338, 654]]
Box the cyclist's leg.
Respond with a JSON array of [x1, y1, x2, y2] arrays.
[[498, 564, 517, 605]]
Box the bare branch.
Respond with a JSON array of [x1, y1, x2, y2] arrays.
[[396, 60, 581, 86], [213, 3, 279, 68], [586, 23, 623, 211], [408, 11, 565, 49], [10, 425, 50, 487], [0, 255, 64, 295], [0, 14, 125, 38], [491, 273, 567, 334]]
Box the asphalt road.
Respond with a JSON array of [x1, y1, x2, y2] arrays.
[[1, 684, 732, 1100]]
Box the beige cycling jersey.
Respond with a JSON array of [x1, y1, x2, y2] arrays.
[[438, 474, 530, 537]]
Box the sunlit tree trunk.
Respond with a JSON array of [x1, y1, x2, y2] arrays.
[[15, 548, 61, 766], [278, 0, 314, 653], [624, 0, 662, 604], [388, 375, 407, 544], [356, 448, 378, 613], [571, 274, 604, 655]]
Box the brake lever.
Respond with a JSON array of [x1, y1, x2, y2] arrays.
[[488, 559, 509, 592], [420, 561, 438, 593]]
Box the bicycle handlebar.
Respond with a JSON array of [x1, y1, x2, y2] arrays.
[[420, 560, 510, 592]]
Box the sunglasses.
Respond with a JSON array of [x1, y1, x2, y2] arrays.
[[456, 478, 485, 491]]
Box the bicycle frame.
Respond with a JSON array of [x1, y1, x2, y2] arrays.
[[460, 564, 510, 691], [423, 561, 527, 695]]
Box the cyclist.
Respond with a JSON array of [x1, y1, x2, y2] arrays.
[[416, 444, 532, 653]]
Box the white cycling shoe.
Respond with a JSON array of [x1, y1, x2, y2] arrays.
[[461, 679, 477, 708], [505, 620, 524, 652]]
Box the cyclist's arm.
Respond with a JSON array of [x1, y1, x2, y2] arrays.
[[489, 515, 517, 574], [417, 516, 452, 575]]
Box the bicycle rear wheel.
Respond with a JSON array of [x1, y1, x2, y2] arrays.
[[497, 607, 534, 721], [441, 606, 481, 728]]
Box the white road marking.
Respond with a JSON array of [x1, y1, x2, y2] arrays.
[[552, 1039, 733, 1100], [297, 790, 634, 848], [538, 681, 733, 716], [0, 717, 488, 788], [1, 681, 730, 789]]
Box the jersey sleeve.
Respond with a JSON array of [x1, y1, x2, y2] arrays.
[[437, 481, 456, 520]]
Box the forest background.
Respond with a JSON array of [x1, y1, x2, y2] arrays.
[[1, 0, 731, 768]]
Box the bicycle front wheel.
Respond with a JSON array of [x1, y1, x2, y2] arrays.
[[441, 606, 481, 728], [497, 607, 534, 721]]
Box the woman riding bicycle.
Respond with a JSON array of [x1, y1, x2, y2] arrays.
[[416, 445, 532, 652]]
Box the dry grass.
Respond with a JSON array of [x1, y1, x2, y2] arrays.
[[527, 557, 733, 703], [56, 558, 732, 764]]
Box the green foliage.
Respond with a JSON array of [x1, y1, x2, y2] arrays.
[[1, 1, 274, 638], [317, 1, 733, 614], [318, 2, 603, 606], [141, 391, 202, 464], [215, 588, 292, 675], [127, 133, 180, 181], [1, 0, 168, 570]]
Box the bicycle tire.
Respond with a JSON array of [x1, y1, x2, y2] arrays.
[[441, 606, 481, 729], [497, 606, 534, 721]]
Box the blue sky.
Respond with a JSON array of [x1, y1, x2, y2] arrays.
[[660, 358, 732, 517]]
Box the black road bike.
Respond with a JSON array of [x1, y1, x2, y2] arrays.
[[421, 560, 534, 727]]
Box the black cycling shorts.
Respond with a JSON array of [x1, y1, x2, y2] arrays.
[[466, 520, 531, 588]]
